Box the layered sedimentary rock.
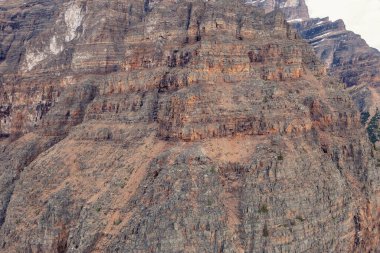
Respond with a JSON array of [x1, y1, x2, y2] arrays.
[[293, 19, 380, 117], [0, 0, 379, 252], [248, 0, 380, 118], [245, 0, 309, 20]]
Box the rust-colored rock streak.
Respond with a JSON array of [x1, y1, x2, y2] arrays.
[[0, 0, 379, 252]]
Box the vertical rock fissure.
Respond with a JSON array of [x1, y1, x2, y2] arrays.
[[354, 213, 362, 248], [143, 0, 150, 14], [185, 3, 193, 30]]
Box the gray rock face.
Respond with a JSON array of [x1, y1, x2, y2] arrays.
[[293, 18, 380, 117], [0, 0, 379, 252], [252, 0, 380, 117], [246, 0, 309, 20]]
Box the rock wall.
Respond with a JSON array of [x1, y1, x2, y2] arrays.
[[293, 18, 380, 117], [249, 0, 380, 117], [0, 0, 379, 252], [246, 0, 309, 20]]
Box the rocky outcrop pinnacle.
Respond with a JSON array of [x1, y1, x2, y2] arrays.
[[0, 0, 379, 252]]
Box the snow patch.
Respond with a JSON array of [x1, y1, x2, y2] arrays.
[[64, 3, 84, 42], [311, 38, 326, 46], [24, 50, 47, 71], [309, 31, 344, 41], [288, 18, 303, 23], [280, 0, 300, 8], [72, 52, 92, 65], [245, 0, 266, 5], [49, 36, 63, 55]]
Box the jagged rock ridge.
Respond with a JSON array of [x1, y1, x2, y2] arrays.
[[0, 0, 379, 252], [249, 0, 380, 118], [245, 0, 309, 20]]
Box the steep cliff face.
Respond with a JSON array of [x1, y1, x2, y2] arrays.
[[246, 0, 309, 20], [293, 19, 380, 117], [250, 0, 380, 117], [0, 0, 379, 252]]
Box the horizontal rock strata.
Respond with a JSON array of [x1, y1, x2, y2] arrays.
[[0, 0, 379, 252]]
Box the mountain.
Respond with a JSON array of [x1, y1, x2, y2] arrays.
[[245, 0, 310, 20], [248, 0, 380, 118], [294, 19, 380, 119], [0, 0, 379, 252]]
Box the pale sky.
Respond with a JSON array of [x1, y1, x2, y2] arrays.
[[306, 0, 380, 50]]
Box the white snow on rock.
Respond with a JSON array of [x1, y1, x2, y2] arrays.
[[280, 0, 300, 8], [49, 36, 63, 55], [245, 0, 267, 5], [64, 3, 84, 42], [288, 18, 304, 23], [24, 50, 47, 71]]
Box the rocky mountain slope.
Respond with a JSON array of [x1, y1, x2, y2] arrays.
[[0, 0, 379, 252], [294, 18, 380, 118], [246, 0, 309, 20], [248, 0, 380, 119]]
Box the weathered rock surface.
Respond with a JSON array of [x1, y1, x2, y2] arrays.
[[293, 18, 380, 118], [249, 0, 380, 118], [246, 0, 309, 20], [0, 0, 379, 252]]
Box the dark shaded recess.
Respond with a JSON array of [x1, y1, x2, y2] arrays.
[[196, 20, 202, 41], [179, 52, 191, 67], [248, 51, 263, 63], [360, 111, 370, 125], [62, 48, 75, 66], [321, 144, 328, 154], [167, 52, 177, 68], [144, 0, 150, 13], [0, 49, 6, 62], [341, 71, 360, 87], [158, 72, 179, 93], [56, 228, 69, 253], [367, 110, 380, 144], [0, 105, 11, 118], [36, 101, 52, 121], [0, 187, 12, 227], [320, 48, 331, 62], [0, 133, 10, 139], [353, 214, 361, 247], [236, 14, 243, 40], [168, 51, 192, 68], [185, 3, 193, 30]]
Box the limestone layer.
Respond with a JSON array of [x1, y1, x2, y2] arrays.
[[0, 0, 379, 252]]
